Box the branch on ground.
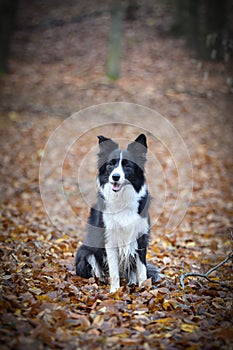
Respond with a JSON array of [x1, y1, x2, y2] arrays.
[[180, 250, 233, 289], [180, 228, 233, 289]]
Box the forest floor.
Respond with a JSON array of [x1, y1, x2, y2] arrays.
[[0, 0, 233, 349]]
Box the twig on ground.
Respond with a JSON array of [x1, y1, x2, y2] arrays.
[[180, 250, 233, 289]]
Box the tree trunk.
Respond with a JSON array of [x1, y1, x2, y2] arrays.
[[106, 0, 122, 80], [172, 0, 231, 60], [0, 0, 18, 74]]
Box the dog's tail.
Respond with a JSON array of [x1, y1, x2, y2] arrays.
[[146, 263, 160, 283]]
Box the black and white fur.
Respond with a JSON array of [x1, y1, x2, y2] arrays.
[[75, 134, 159, 293]]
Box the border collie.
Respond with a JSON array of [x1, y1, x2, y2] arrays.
[[75, 134, 159, 293]]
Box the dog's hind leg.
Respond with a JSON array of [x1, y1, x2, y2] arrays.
[[75, 246, 93, 279], [146, 263, 160, 283], [87, 254, 105, 282]]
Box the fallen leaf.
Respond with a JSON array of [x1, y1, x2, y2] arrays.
[[181, 323, 199, 333]]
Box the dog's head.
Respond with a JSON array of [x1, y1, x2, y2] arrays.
[[97, 134, 147, 193]]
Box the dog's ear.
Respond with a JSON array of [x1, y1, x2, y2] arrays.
[[97, 136, 118, 170], [127, 133, 147, 153], [98, 135, 110, 144], [134, 134, 147, 149], [127, 134, 147, 166], [97, 135, 118, 152]]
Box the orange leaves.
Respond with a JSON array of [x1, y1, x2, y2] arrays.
[[2, 212, 232, 349], [162, 298, 177, 311], [180, 323, 199, 333], [1, 191, 232, 350], [0, 0, 232, 348]]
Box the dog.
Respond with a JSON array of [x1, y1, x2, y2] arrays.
[[75, 133, 159, 293]]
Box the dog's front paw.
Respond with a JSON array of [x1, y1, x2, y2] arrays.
[[110, 283, 120, 293], [127, 272, 137, 286]]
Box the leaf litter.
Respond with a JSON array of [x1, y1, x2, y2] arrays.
[[0, 0, 232, 349]]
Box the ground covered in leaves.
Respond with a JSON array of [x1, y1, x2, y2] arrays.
[[0, 1, 233, 349]]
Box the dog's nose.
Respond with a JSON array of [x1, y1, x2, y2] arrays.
[[112, 173, 120, 182]]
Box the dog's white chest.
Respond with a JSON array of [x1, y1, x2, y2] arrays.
[[102, 183, 149, 248], [103, 208, 148, 248]]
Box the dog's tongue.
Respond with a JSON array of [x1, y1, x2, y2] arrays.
[[112, 183, 121, 192]]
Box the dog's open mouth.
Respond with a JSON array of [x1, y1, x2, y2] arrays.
[[111, 182, 122, 192]]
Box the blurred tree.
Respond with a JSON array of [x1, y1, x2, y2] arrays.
[[0, 0, 18, 73], [172, 0, 233, 60], [106, 0, 122, 80]]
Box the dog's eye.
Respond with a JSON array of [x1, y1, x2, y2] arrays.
[[107, 159, 116, 168], [122, 160, 132, 168]]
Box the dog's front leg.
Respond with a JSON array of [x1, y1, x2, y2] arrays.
[[106, 247, 120, 293], [136, 255, 147, 287]]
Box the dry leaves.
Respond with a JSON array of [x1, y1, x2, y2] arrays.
[[0, 0, 232, 349], [0, 116, 232, 350]]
